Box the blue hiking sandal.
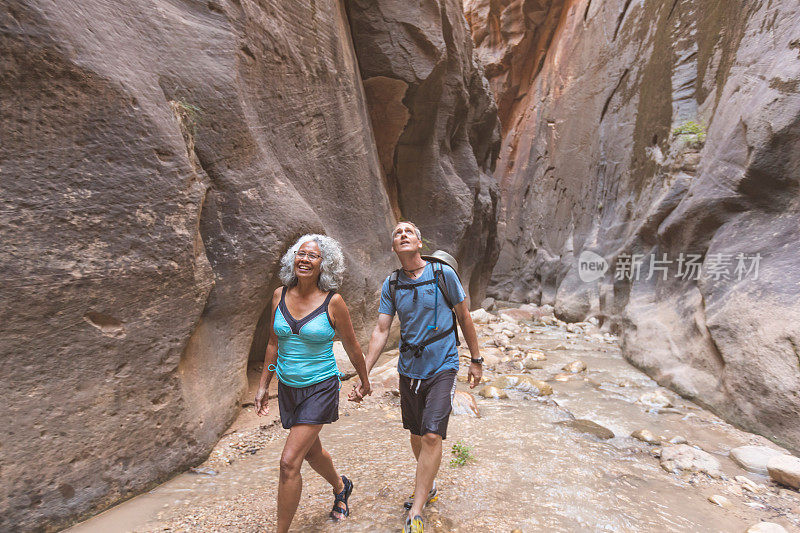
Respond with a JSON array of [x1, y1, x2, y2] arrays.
[[403, 514, 424, 533], [403, 481, 437, 510], [330, 475, 353, 520]]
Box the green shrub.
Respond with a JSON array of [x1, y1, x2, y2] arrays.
[[672, 120, 706, 146], [449, 440, 474, 467]]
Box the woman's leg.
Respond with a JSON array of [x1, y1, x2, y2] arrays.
[[278, 424, 323, 533], [305, 436, 348, 516]]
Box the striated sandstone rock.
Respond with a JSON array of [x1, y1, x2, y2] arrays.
[[468, 0, 800, 453], [1, 0, 499, 530]]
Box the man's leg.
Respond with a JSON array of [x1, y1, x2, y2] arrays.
[[408, 432, 442, 518], [277, 424, 323, 533], [410, 433, 422, 460]]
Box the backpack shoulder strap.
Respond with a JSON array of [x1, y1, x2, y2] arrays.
[[433, 263, 454, 309], [388, 269, 401, 309]]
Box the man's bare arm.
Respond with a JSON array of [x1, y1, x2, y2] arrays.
[[364, 313, 394, 374], [454, 300, 483, 388]]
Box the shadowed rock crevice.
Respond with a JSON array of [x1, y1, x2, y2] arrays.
[[346, 0, 501, 304]]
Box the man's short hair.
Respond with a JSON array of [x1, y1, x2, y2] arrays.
[[392, 221, 422, 246]]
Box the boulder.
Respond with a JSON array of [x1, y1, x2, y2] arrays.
[[631, 429, 660, 445], [451, 390, 480, 417], [499, 312, 520, 325], [479, 386, 508, 399], [480, 297, 496, 311], [491, 375, 552, 396], [522, 355, 545, 370], [562, 360, 587, 374], [730, 446, 785, 475], [638, 391, 673, 408], [471, 308, 494, 324], [735, 475, 766, 494], [660, 445, 722, 478], [767, 454, 800, 489], [707, 495, 732, 509], [525, 349, 546, 360]]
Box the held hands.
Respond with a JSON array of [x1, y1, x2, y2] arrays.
[[254, 387, 269, 416], [468, 362, 483, 389], [347, 378, 372, 402]]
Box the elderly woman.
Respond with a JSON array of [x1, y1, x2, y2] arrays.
[[254, 234, 371, 532]]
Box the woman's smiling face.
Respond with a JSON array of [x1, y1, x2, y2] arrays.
[[294, 240, 322, 281]]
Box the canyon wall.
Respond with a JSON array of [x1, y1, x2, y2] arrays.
[[468, 0, 800, 453], [0, 0, 497, 530]]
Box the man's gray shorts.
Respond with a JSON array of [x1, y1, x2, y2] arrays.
[[399, 368, 457, 439]]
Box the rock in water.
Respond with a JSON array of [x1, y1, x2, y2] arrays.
[[525, 349, 546, 360], [730, 445, 785, 475], [631, 429, 660, 445], [708, 494, 732, 508], [735, 475, 766, 494], [493, 334, 510, 348], [556, 419, 614, 440], [562, 360, 586, 373], [638, 391, 673, 408], [766, 454, 800, 489], [479, 386, 508, 399], [491, 375, 552, 396], [660, 445, 722, 478], [451, 391, 480, 417], [522, 355, 544, 369], [747, 523, 789, 533]]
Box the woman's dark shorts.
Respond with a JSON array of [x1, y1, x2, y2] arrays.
[[277, 375, 339, 429], [399, 368, 457, 439]]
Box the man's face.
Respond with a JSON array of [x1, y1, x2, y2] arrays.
[[392, 223, 422, 254]]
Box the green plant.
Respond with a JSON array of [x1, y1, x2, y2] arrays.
[[672, 120, 706, 146], [169, 98, 202, 135], [449, 440, 474, 467]]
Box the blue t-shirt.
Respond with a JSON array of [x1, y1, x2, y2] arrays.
[[378, 262, 466, 379]]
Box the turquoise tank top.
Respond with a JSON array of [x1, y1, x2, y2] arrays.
[[273, 287, 339, 388]]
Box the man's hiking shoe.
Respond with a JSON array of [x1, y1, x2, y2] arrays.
[[402, 514, 424, 533], [403, 481, 437, 509]]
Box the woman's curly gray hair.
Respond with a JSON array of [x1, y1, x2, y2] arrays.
[[279, 234, 345, 291]]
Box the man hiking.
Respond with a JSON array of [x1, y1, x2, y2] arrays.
[[351, 221, 483, 533]]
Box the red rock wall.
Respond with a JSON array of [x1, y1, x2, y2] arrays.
[[0, 1, 498, 530], [469, 0, 800, 453]]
